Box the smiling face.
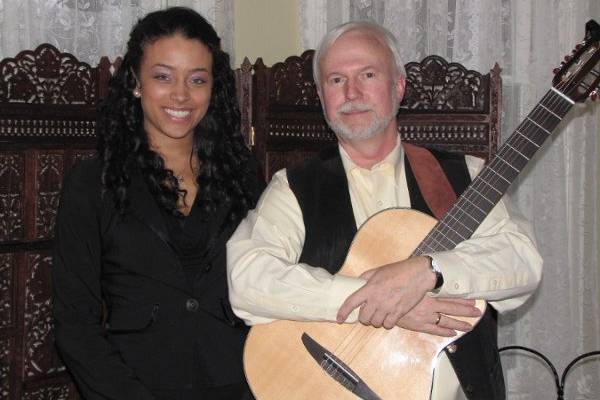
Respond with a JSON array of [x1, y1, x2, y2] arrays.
[[136, 33, 213, 148], [318, 29, 405, 142]]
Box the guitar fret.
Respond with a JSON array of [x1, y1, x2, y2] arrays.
[[421, 233, 451, 253], [468, 187, 495, 206], [494, 155, 519, 173], [538, 103, 562, 120], [515, 130, 541, 148], [526, 116, 551, 135], [444, 207, 479, 232], [430, 229, 459, 247], [505, 143, 530, 161], [458, 195, 487, 216], [550, 87, 575, 105], [476, 177, 503, 196], [490, 161, 517, 182], [436, 220, 466, 243]]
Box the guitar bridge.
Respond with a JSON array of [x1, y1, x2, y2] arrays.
[[301, 333, 382, 400]]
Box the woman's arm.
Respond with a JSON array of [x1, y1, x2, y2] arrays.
[[52, 160, 154, 400]]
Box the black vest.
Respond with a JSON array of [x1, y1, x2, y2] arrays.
[[287, 145, 505, 400]]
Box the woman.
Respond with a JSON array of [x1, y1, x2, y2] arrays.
[[53, 7, 262, 399]]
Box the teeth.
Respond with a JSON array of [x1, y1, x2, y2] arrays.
[[165, 108, 191, 118]]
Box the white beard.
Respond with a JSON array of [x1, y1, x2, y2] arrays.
[[325, 89, 399, 141]]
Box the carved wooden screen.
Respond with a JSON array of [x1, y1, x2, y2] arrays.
[[244, 50, 501, 181], [0, 44, 115, 400]]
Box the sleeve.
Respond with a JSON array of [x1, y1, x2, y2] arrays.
[[52, 162, 155, 400], [227, 169, 365, 325], [429, 155, 543, 313]]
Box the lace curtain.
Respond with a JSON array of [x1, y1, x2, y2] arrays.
[[0, 0, 234, 66], [301, 1, 600, 398]]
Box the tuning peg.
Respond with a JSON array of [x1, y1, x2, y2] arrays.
[[564, 55, 573, 62], [591, 90, 598, 101], [553, 67, 561, 75], [575, 43, 583, 50]]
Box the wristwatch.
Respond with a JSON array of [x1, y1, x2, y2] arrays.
[[424, 255, 444, 292]]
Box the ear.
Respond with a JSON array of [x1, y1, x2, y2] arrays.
[[317, 87, 323, 104], [395, 74, 406, 103]]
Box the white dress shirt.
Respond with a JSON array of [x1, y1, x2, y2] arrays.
[[227, 136, 542, 400]]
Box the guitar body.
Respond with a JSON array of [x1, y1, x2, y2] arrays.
[[244, 208, 485, 399]]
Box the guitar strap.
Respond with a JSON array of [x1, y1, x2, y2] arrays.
[[402, 143, 457, 219]]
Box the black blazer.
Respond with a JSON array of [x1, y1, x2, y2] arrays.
[[53, 157, 262, 400]]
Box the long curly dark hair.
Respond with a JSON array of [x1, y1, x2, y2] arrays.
[[97, 7, 256, 223]]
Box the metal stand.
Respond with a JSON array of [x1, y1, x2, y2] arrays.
[[499, 346, 600, 400]]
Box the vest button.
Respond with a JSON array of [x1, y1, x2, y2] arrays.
[[186, 298, 199, 312], [446, 344, 458, 353]]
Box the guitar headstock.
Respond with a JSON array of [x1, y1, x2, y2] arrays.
[[552, 19, 600, 103]]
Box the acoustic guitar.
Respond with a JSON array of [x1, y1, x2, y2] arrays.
[[243, 20, 600, 400]]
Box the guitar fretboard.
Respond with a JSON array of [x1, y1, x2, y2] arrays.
[[414, 88, 574, 255]]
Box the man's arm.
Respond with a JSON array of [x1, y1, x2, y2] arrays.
[[227, 169, 365, 325], [337, 155, 543, 329]]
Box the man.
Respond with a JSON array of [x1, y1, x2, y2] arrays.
[[227, 20, 542, 400]]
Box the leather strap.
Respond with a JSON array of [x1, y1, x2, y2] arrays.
[[402, 143, 457, 219]]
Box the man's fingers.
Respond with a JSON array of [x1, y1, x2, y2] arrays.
[[410, 323, 457, 337], [367, 309, 387, 328], [437, 314, 473, 332], [426, 326, 457, 337], [337, 290, 367, 323], [436, 300, 481, 318], [359, 268, 377, 280]]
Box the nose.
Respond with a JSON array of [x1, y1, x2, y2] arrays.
[[170, 79, 190, 102], [344, 77, 362, 100]]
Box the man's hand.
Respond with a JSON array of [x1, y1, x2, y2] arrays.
[[396, 296, 481, 336], [337, 256, 436, 329]]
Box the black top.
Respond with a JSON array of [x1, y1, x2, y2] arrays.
[[162, 201, 210, 286]]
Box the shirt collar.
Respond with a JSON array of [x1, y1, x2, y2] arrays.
[[338, 134, 403, 175]]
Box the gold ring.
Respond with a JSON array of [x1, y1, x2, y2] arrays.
[[435, 312, 442, 325]]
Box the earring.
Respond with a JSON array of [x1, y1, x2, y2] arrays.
[[133, 88, 141, 98]]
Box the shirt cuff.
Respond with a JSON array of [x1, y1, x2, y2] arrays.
[[328, 274, 367, 323], [423, 251, 469, 297]]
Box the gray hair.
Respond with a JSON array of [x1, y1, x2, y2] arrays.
[[312, 20, 406, 90]]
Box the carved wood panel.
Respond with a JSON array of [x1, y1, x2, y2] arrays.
[[24, 252, 65, 381], [22, 383, 72, 400], [0, 337, 12, 398], [0, 44, 97, 105], [0, 253, 15, 329], [35, 152, 64, 240], [0, 153, 24, 242], [0, 43, 116, 400]]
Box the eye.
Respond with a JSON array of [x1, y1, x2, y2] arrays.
[[364, 71, 375, 79], [329, 76, 345, 85], [153, 73, 170, 81], [190, 76, 207, 85]]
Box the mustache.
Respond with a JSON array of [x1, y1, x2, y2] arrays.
[[337, 102, 373, 113]]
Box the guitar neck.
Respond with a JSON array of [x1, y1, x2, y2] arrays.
[[414, 88, 574, 255]]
